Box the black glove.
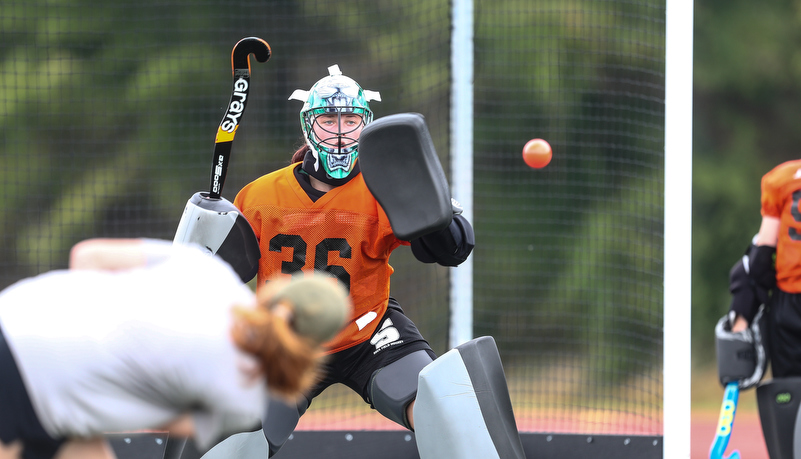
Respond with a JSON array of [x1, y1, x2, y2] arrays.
[[411, 213, 475, 267]]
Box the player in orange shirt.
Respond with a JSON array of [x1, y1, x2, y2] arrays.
[[197, 64, 480, 459], [728, 160, 801, 373], [719, 159, 801, 458]]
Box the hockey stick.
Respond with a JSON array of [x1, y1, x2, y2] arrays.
[[208, 36, 271, 199], [709, 382, 742, 459], [168, 31, 271, 454], [173, 38, 268, 283]]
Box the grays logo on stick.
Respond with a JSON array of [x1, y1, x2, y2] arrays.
[[219, 78, 249, 133]]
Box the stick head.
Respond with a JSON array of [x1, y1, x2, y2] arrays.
[[231, 37, 271, 71]]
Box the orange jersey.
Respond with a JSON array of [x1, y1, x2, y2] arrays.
[[234, 163, 408, 353], [761, 159, 801, 292]]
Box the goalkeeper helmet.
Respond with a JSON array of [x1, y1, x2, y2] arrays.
[[289, 65, 381, 180]]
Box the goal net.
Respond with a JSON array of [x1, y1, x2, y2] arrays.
[[1, 0, 672, 454]]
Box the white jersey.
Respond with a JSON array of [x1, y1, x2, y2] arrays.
[[0, 244, 264, 450]]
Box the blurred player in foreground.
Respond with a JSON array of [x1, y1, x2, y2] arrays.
[[0, 238, 350, 459], [717, 159, 801, 458], [186, 64, 524, 459]]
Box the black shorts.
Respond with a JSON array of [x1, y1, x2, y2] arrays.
[[307, 298, 437, 407], [766, 290, 801, 378], [0, 326, 65, 459]]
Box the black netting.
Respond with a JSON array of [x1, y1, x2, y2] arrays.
[[1, 0, 665, 437]]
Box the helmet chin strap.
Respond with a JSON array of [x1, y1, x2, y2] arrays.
[[301, 149, 360, 186]]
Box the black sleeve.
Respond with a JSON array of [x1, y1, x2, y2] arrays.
[[410, 214, 475, 267], [747, 244, 777, 291], [728, 257, 761, 324], [729, 237, 773, 323]]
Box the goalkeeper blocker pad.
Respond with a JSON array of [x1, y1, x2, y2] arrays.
[[174, 191, 260, 283], [413, 336, 525, 459], [358, 113, 452, 241]]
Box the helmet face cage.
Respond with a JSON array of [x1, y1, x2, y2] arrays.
[[300, 75, 373, 179]]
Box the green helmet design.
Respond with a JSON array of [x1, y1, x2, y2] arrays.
[[289, 65, 381, 179]]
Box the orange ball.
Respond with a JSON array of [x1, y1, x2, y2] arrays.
[[522, 138, 552, 169]]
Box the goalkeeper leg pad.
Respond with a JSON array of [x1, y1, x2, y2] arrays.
[[262, 396, 308, 456], [757, 377, 801, 459], [199, 397, 307, 459], [198, 431, 266, 459], [413, 336, 525, 459]]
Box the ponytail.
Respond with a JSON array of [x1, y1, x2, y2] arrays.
[[291, 145, 310, 164], [230, 296, 320, 400]]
